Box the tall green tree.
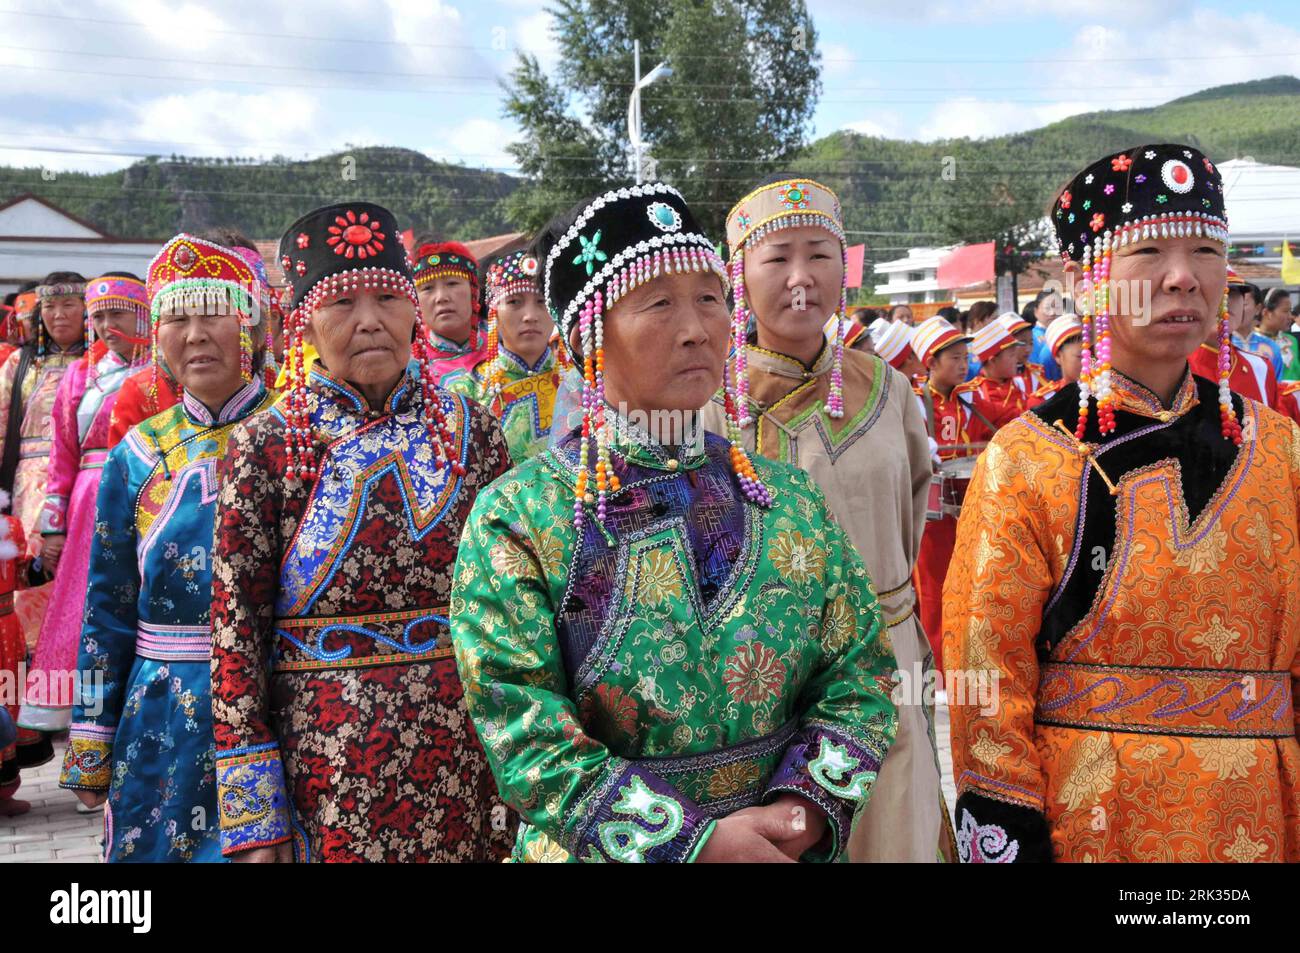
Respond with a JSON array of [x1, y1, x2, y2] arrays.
[[501, 0, 822, 235]]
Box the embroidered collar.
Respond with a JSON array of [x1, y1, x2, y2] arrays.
[[744, 341, 832, 382], [608, 406, 708, 472], [96, 349, 129, 374], [308, 363, 412, 416], [181, 379, 266, 427], [1109, 365, 1199, 420], [496, 344, 555, 377], [428, 330, 475, 355]]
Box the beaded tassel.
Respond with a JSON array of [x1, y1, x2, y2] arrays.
[[723, 354, 774, 508], [282, 268, 463, 481], [826, 245, 847, 418], [483, 305, 506, 409], [572, 293, 623, 533], [1075, 247, 1094, 441], [1093, 234, 1116, 435], [730, 253, 752, 426], [1216, 291, 1243, 446], [239, 323, 253, 384]]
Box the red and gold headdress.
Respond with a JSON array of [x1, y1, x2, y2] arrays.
[[146, 234, 266, 398], [412, 241, 483, 351], [481, 250, 542, 401]]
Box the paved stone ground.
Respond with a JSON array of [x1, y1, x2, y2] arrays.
[[0, 736, 103, 863], [2, 707, 958, 863]]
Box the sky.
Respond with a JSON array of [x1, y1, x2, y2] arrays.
[[2, 0, 1299, 176]]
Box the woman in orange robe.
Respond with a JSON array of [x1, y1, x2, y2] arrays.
[[943, 143, 1300, 863]]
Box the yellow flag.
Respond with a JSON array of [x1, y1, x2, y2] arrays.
[[1283, 239, 1300, 284]]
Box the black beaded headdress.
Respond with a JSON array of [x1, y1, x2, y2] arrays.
[[276, 202, 462, 479], [538, 183, 769, 531], [1050, 143, 1236, 445]]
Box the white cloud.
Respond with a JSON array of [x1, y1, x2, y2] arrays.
[[119, 0, 228, 53], [807, 0, 1175, 24], [513, 10, 560, 72], [129, 89, 334, 157], [845, 114, 903, 139], [424, 116, 519, 170], [892, 8, 1300, 141]]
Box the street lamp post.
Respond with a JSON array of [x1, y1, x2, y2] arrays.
[[628, 39, 671, 184]]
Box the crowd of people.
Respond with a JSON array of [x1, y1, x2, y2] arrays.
[[0, 139, 1297, 863]]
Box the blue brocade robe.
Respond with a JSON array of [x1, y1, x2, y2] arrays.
[[58, 381, 274, 862]]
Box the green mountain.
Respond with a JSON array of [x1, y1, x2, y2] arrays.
[[0, 147, 518, 241], [796, 74, 1300, 260], [1, 76, 1297, 252]]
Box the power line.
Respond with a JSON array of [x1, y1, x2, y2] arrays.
[[4, 8, 1300, 66], [0, 42, 1266, 95]]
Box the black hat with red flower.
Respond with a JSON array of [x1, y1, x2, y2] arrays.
[[1051, 143, 1229, 263], [277, 202, 415, 313]]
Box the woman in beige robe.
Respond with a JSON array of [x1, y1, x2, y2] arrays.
[[700, 176, 952, 861]]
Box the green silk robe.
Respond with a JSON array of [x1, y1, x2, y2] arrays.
[[450, 414, 899, 862]]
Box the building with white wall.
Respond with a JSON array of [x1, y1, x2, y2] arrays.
[[0, 194, 162, 295]]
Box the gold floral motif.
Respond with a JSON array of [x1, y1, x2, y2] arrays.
[[969, 729, 1012, 767], [524, 832, 573, 863], [1190, 615, 1238, 665], [982, 441, 1048, 493], [1172, 523, 1226, 574], [820, 594, 854, 654], [962, 615, 998, 672], [768, 530, 825, 584], [706, 760, 762, 800], [1221, 824, 1267, 863], [1243, 509, 1280, 562], [531, 530, 566, 578], [1056, 734, 1117, 811], [1189, 738, 1257, 781], [971, 530, 1004, 572], [489, 535, 539, 579], [638, 549, 683, 607], [1130, 741, 1168, 763]]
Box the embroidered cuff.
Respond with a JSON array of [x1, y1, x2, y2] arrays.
[[59, 724, 115, 791], [215, 743, 293, 856], [764, 725, 885, 862], [39, 495, 68, 535], [565, 759, 716, 863], [953, 792, 1053, 863]]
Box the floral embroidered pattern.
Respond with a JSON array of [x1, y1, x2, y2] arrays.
[[956, 808, 1019, 863]]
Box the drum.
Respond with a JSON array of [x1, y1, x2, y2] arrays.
[[926, 456, 978, 521]]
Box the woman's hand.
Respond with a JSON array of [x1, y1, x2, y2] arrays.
[[699, 794, 829, 863], [695, 811, 797, 862], [42, 534, 66, 572], [230, 843, 294, 863]]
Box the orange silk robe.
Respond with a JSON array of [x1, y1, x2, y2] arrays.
[[943, 368, 1300, 862]]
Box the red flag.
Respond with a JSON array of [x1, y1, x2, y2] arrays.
[[401, 229, 415, 255], [845, 243, 866, 289], [937, 242, 995, 289]]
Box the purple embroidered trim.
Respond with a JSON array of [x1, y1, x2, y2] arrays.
[[1038, 664, 1289, 725], [957, 770, 1042, 809], [1063, 418, 1255, 662]]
